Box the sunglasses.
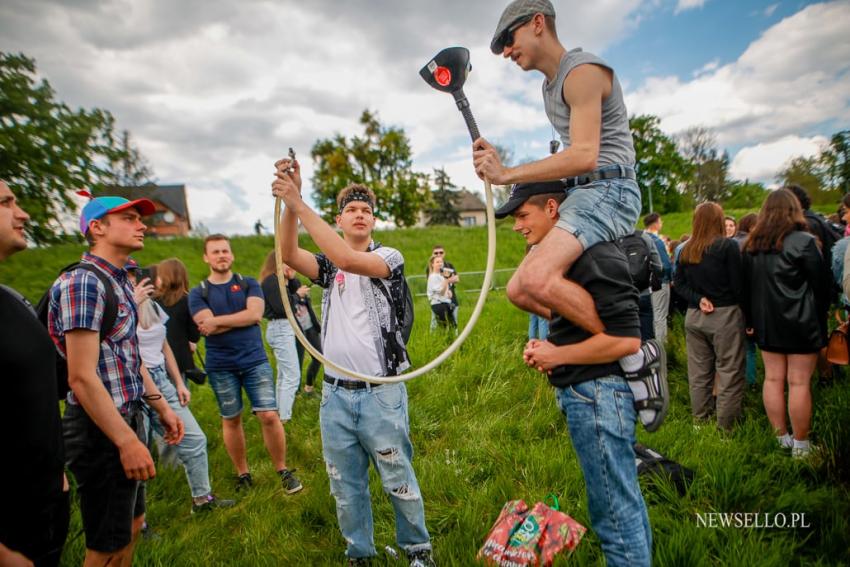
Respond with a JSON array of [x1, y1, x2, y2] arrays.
[[504, 16, 533, 49], [433, 250, 445, 255]]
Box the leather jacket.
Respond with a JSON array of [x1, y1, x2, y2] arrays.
[[742, 231, 828, 353]]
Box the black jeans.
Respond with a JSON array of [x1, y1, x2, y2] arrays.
[[295, 326, 323, 387]]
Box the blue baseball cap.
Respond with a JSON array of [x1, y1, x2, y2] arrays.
[[79, 195, 156, 235]]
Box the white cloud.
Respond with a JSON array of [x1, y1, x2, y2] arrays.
[[0, 0, 647, 233], [675, 0, 707, 15], [729, 135, 828, 184], [628, 1, 850, 149]]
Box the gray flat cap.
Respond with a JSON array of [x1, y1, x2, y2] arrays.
[[490, 0, 556, 54]]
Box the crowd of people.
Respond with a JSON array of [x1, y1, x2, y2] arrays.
[[1, 1, 843, 566]]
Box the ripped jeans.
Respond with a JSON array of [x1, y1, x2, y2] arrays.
[[319, 380, 431, 559]]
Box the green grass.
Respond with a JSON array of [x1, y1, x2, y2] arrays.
[[3, 223, 849, 566]]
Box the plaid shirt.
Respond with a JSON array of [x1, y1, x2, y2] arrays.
[[48, 252, 144, 410]]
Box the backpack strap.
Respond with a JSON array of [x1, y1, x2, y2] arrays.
[[74, 264, 119, 342]]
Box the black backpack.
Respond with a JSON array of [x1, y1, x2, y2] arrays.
[[372, 273, 415, 345], [634, 443, 695, 496], [35, 262, 119, 400], [619, 231, 652, 291]]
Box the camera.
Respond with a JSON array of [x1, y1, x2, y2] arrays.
[[441, 267, 455, 278]]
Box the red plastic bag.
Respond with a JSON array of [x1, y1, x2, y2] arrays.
[[478, 497, 586, 566]]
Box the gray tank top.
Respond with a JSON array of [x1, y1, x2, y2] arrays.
[[542, 48, 635, 168]]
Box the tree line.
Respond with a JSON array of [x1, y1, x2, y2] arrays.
[[3, 51, 848, 245]]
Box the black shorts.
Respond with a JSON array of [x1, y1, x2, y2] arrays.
[[63, 402, 147, 553]]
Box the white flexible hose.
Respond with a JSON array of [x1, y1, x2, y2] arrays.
[[273, 180, 496, 383]]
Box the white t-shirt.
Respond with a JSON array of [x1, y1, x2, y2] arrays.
[[323, 269, 383, 380], [427, 273, 451, 305], [137, 304, 169, 368]]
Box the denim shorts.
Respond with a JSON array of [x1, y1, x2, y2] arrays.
[[207, 361, 278, 419], [63, 402, 146, 553], [556, 175, 642, 250]]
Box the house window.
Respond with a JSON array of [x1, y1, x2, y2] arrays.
[[462, 216, 476, 227]]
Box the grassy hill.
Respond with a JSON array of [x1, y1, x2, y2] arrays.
[[3, 220, 849, 566]]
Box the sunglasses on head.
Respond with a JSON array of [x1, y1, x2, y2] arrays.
[[504, 16, 533, 48]]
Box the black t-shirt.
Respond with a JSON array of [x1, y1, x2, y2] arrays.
[[261, 274, 300, 320], [546, 241, 640, 387], [0, 287, 65, 541], [161, 295, 201, 373]]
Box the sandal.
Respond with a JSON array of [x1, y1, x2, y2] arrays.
[[624, 339, 669, 432]]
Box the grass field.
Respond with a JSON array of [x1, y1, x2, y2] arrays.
[[2, 218, 849, 566]]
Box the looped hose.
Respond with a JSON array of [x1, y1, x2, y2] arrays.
[[273, 180, 496, 383]]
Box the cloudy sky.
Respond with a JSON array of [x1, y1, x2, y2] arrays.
[[1, 0, 848, 233]]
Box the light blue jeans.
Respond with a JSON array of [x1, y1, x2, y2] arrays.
[[528, 314, 549, 340], [146, 365, 211, 499], [266, 319, 301, 421], [320, 380, 431, 559], [555, 376, 652, 567], [556, 174, 642, 250]]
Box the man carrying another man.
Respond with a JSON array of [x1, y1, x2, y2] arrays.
[[498, 180, 653, 566]]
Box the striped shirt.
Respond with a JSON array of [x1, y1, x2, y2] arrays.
[[48, 253, 144, 411]]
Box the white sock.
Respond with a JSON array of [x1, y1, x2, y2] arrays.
[[619, 348, 646, 372], [777, 433, 793, 448], [793, 439, 810, 451], [620, 343, 658, 427]]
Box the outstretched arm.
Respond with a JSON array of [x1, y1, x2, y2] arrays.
[[472, 64, 608, 184], [272, 159, 389, 279]]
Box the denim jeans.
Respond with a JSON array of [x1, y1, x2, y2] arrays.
[[146, 365, 212, 498], [555, 174, 642, 250], [207, 361, 277, 419], [555, 377, 652, 567], [319, 381, 431, 559], [745, 335, 757, 385], [266, 319, 302, 421], [528, 314, 549, 340]]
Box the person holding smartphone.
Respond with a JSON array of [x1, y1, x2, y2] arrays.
[[427, 254, 458, 330]]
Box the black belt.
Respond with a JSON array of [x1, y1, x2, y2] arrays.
[[324, 376, 371, 390], [562, 165, 635, 189]]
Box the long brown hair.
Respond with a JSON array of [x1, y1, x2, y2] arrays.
[[744, 188, 808, 253], [680, 202, 725, 265], [260, 251, 277, 282], [155, 258, 189, 307]]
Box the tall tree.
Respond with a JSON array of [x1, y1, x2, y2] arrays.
[[105, 130, 155, 187], [820, 129, 850, 195], [0, 52, 132, 244], [629, 115, 693, 213], [677, 126, 730, 203], [776, 155, 840, 205], [426, 167, 460, 226], [311, 110, 430, 227]]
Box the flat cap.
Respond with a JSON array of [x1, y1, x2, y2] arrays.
[[490, 0, 556, 54]]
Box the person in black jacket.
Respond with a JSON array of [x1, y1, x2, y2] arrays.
[[674, 202, 746, 431], [154, 258, 202, 384], [742, 188, 828, 458]]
